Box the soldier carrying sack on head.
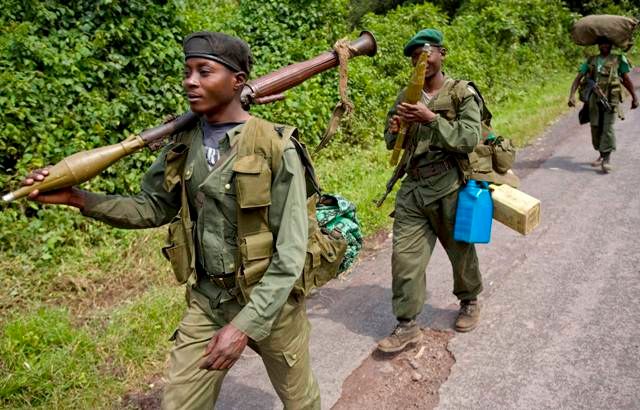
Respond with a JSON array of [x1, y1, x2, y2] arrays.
[[377, 29, 485, 353], [21, 32, 320, 410], [568, 36, 638, 173]]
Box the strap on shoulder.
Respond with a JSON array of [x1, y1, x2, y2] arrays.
[[448, 79, 492, 126]]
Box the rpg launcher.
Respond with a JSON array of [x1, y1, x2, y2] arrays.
[[3, 31, 377, 202]]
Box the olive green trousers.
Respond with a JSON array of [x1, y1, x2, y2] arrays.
[[162, 286, 320, 410], [589, 96, 617, 153], [391, 187, 483, 321]]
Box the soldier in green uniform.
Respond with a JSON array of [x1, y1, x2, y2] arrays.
[[568, 37, 638, 173], [23, 32, 320, 410], [377, 29, 484, 353]]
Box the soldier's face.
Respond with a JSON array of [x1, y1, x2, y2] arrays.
[[411, 46, 444, 78], [183, 58, 245, 115], [598, 43, 612, 55]]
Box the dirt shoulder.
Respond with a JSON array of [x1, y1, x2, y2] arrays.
[[332, 329, 455, 410]]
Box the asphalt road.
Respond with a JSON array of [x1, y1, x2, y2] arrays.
[[216, 77, 640, 409], [437, 90, 640, 409]]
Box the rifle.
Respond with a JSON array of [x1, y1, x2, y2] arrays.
[[584, 78, 614, 113], [2, 32, 377, 202]]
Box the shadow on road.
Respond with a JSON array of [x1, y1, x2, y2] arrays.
[[306, 283, 458, 338], [517, 155, 597, 174]]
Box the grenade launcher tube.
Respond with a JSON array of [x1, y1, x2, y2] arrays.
[[2, 31, 377, 202]]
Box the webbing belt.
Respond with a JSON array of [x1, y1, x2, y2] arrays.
[[407, 158, 456, 180]]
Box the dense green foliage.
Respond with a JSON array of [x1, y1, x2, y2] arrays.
[[0, 0, 628, 275], [2, 0, 638, 407]]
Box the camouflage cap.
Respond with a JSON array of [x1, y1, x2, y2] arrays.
[[183, 32, 253, 75], [403, 28, 444, 56]]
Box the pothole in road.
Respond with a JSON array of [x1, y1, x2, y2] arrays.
[[332, 328, 455, 410]]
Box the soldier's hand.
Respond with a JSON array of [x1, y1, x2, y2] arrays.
[[199, 323, 248, 370], [22, 168, 83, 207], [632, 99, 639, 109], [388, 115, 401, 134], [568, 97, 576, 108], [397, 102, 436, 123]]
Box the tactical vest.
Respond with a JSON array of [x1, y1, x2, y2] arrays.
[[403, 79, 518, 188], [587, 54, 622, 105], [161, 117, 349, 303]]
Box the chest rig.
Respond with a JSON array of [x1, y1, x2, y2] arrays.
[[161, 117, 347, 303], [587, 54, 622, 104]]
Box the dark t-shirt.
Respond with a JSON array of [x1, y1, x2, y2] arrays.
[[202, 121, 244, 169]]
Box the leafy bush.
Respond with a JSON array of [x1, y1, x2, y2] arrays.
[[0, 0, 609, 267], [0, 0, 194, 268]]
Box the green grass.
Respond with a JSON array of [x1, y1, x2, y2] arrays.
[[0, 287, 183, 409], [0, 68, 577, 409], [491, 71, 576, 146]]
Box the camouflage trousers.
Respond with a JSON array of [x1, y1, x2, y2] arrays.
[[391, 187, 483, 320], [589, 95, 617, 153], [162, 285, 320, 410]]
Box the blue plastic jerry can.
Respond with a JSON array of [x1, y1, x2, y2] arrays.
[[454, 179, 493, 243]]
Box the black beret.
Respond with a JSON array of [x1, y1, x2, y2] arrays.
[[183, 32, 253, 75]]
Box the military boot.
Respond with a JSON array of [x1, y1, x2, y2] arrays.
[[377, 320, 422, 353], [601, 156, 613, 173], [591, 156, 603, 167], [455, 299, 480, 333]]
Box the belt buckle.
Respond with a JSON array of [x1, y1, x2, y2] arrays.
[[209, 273, 235, 290]]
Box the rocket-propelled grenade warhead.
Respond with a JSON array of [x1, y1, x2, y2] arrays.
[[2, 135, 146, 202], [2, 31, 379, 202]]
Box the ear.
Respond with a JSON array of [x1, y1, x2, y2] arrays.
[[233, 72, 247, 91]]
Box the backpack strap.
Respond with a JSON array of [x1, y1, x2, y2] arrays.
[[290, 136, 322, 197]]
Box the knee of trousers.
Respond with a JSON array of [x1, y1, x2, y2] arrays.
[[162, 369, 225, 410]]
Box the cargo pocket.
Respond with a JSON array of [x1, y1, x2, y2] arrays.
[[238, 231, 274, 299], [469, 145, 493, 175], [233, 154, 272, 208], [492, 139, 516, 174], [282, 350, 300, 368], [162, 216, 194, 284]]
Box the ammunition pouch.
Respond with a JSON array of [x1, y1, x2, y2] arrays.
[[233, 154, 272, 208], [457, 137, 519, 188], [162, 215, 195, 284], [162, 141, 196, 284], [490, 137, 516, 174], [578, 78, 592, 103], [237, 229, 274, 302]]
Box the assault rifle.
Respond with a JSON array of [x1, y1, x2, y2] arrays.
[[584, 78, 614, 113]]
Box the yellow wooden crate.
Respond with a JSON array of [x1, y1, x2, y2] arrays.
[[489, 184, 541, 235]]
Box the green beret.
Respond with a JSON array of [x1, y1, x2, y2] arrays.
[[403, 29, 444, 56]]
